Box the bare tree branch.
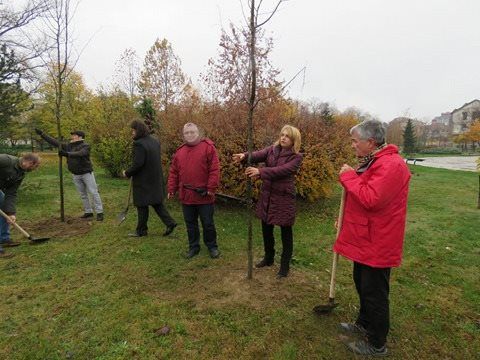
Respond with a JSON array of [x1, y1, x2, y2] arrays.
[[256, 0, 286, 28]]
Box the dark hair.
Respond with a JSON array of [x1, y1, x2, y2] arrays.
[[130, 120, 150, 139]]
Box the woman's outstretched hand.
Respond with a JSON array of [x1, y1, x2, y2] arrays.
[[232, 153, 245, 163]]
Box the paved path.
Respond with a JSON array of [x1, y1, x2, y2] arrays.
[[406, 156, 479, 172]]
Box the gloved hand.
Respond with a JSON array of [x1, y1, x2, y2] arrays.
[[34, 128, 43, 136], [58, 149, 68, 157]]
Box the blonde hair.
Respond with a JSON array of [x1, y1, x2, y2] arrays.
[[275, 125, 301, 153]]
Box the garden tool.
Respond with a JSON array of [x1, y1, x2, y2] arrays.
[[0, 209, 50, 243], [313, 189, 346, 315], [117, 179, 132, 225]]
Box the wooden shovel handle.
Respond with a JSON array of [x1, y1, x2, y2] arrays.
[[328, 189, 346, 300], [0, 208, 31, 239]]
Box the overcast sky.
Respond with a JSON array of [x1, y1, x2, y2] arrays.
[[71, 0, 480, 122]]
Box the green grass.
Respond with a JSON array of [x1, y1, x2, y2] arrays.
[[1, 155, 479, 359]]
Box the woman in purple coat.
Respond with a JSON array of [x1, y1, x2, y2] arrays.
[[233, 125, 303, 278]]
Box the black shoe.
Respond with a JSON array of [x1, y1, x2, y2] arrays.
[[80, 213, 93, 219], [163, 223, 177, 236], [209, 248, 220, 259], [127, 232, 147, 237], [346, 340, 387, 356], [276, 271, 288, 279], [96, 213, 104, 221], [255, 258, 274, 268], [185, 248, 200, 259], [339, 322, 367, 336], [2, 240, 21, 247]]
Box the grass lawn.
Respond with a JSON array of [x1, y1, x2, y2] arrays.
[[1, 154, 479, 359]]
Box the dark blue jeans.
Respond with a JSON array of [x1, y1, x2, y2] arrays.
[[182, 204, 218, 251], [0, 191, 11, 251]]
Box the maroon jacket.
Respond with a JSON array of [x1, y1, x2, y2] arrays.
[[167, 139, 220, 205], [249, 145, 303, 226], [333, 145, 411, 268]]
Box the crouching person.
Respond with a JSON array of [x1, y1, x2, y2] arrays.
[[0, 153, 40, 258], [167, 123, 220, 259], [334, 120, 411, 356]]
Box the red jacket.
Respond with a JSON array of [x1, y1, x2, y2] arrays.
[[167, 139, 220, 205], [333, 145, 411, 268]]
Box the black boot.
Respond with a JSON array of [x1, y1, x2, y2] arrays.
[[277, 258, 290, 278], [255, 257, 274, 268]]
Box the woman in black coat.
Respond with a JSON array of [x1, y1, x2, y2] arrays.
[[123, 120, 177, 237]]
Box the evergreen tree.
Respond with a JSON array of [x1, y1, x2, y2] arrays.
[[403, 119, 416, 154]]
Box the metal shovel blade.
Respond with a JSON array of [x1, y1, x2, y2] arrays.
[[313, 298, 338, 315], [116, 210, 127, 225], [28, 236, 50, 244]]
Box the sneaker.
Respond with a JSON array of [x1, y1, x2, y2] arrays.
[[255, 258, 274, 268], [346, 340, 387, 357], [209, 248, 220, 259], [96, 213, 104, 221], [80, 213, 93, 219], [185, 248, 200, 259], [339, 322, 368, 336], [163, 223, 177, 236], [2, 240, 21, 247]]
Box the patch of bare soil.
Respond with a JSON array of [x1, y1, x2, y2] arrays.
[[22, 216, 93, 239], [152, 261, 318, 311]]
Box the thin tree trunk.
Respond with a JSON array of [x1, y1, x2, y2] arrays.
[[246, 0, 257, 279]]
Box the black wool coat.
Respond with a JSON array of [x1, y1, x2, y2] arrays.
[[125, 135, 166, 207]]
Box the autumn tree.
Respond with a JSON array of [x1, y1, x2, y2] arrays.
[[139, 38, 187, 114], [114, 48, 140, 99], [39, 0, 80, 221]]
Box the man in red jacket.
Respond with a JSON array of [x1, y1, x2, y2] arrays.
[[167, 123, 220, 259], [334, 120, 411, 357]]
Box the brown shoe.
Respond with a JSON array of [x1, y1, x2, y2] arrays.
[[2, 240, 21, 248], [0, 251, 14, 259]]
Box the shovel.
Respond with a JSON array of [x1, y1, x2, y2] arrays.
[[117, 179, 132, 225], [0, 209, 50, 243], [313, 189, 346, 315]]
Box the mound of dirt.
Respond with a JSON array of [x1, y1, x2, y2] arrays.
[[22, 216, 93, 239]]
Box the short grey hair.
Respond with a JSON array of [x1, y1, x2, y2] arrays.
[[183, 122, 199, 131], [350, 120, 386, 145]]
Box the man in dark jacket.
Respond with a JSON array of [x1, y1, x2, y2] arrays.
[[0, 153, 40, 258], [122, 120, 177, 237], [35, 129, 104, 221], [167, 123, 220, 259]]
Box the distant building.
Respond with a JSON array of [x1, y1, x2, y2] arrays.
[[450, 99, 480, 135], [431, 112, 451, 126]]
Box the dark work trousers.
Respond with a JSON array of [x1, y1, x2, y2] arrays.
[[261, 221, 293, 267], [136, 203, 176, 235], [182, 204, 218, 251], [353, 261, 391, 348]]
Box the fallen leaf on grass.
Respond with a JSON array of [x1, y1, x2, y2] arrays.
[[153, 326, 170, 336]]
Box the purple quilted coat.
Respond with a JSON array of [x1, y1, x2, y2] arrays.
[[248, 145, 303, 226]]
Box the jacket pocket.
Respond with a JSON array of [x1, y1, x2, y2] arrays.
[[342, 212, 371, 246]]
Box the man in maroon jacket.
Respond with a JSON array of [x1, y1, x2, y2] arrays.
[[167, 123, 220, 259], [334, 120, 411, 356]]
